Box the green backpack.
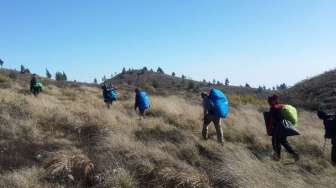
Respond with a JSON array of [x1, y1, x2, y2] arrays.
[[281, 104, 298, 127], [34, 81, 43, 89]]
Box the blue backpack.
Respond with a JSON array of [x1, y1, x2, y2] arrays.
[[106, 89, 118, 101], [209, 88, 229, 118], [137, 91, 150, 111]]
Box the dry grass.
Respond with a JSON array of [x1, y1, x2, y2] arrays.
[[0, 72, 335, 188]]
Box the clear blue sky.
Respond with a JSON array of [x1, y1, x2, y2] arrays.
[[1, 0, 335, 87]]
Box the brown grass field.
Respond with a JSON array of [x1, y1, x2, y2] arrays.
[[0, 72, 336, 188]]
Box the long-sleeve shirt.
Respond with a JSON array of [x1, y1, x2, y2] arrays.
[[203, 96, 215, 116], [134, 93, 140, 110], [267, 104, 284, 136], [30, 78, 37, 92]]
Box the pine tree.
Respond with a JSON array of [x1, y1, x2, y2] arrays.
[[55, 72, 63, 81], [46, 69, 52, 79], [102, 75, 107, 82], [20, 65, 25, 73], [0, 58, 4, 68], [157, 67, 164, 74], [62, 72, 67, 81]]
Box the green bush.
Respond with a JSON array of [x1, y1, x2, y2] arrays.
[[8, 72, 17, 80]]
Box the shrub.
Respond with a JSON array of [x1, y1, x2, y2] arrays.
[[0, 74, 12, 88], [8, 72, 18, 80]]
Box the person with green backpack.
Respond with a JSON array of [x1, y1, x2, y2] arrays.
[[30, 74, 43, 97], [266, 95, 299, 161]]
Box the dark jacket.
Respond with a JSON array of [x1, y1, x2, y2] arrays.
[[323, 118, 336, 139], [30, 78, 37, 92], [134, 92, 140, 110], [267, 104, 285, 137], [203, 96, 215, 116]]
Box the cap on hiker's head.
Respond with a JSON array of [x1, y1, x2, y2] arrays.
[[135, 88, 140, 93], [268, 94, 279, 104], [201, 92, 208, 98]]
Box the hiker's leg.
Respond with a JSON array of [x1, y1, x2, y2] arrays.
[[202, 115, 211, 140], [272, 136, 281, 158], [332, 138, 336, 164], [280, 136, 299, 160], [214, 117, 223, 143], [139, 109, 145, 117], [279, 136, 296, 154]]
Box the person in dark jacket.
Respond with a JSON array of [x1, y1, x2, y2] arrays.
[[30, 74, 41, 96], [267, 95, 299, 161], [201, 92, 224, 144], [317, 111, 336, 165], [102, 84, 116, 108]]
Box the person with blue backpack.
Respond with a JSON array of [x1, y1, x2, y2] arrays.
[[102, 84, 118, 108], [134, 88, 150, 117], [201, 89, 229, 144]]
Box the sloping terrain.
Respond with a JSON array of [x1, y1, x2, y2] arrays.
[[0, 71, 335, 188], [107, 69, 270, 98], [284, 69, 336, 112]]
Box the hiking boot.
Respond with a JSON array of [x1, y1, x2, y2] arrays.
[[292, 153, 300, 161], [272, 153, 281, 161]]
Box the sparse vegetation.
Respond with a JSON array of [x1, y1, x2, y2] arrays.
[[0, 70, 335, 188], [0, 74, 12, 88], [283, 69, 336, 111]]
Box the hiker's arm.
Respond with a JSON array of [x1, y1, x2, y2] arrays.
[[30, 80, 34, 92], [203, 100, 208, 117], [134, 95, 138, 110]]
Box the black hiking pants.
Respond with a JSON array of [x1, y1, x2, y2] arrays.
[[332, 137, 336, 164], [272, 135, 296, 157], [31, 88, 40, 97]]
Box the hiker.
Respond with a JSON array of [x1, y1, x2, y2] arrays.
[[201, 89, 229, 144], [102, 84, 117, 108], [134, 88, 150, 117], [267, 95, 299, 161], [30, 74, 42, 96], [317, 111, 336, 165]]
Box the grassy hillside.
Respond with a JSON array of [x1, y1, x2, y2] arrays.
[[0, 71, 335, 188], [283, 69, 336, 112], [107, 69, 270, 99]]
